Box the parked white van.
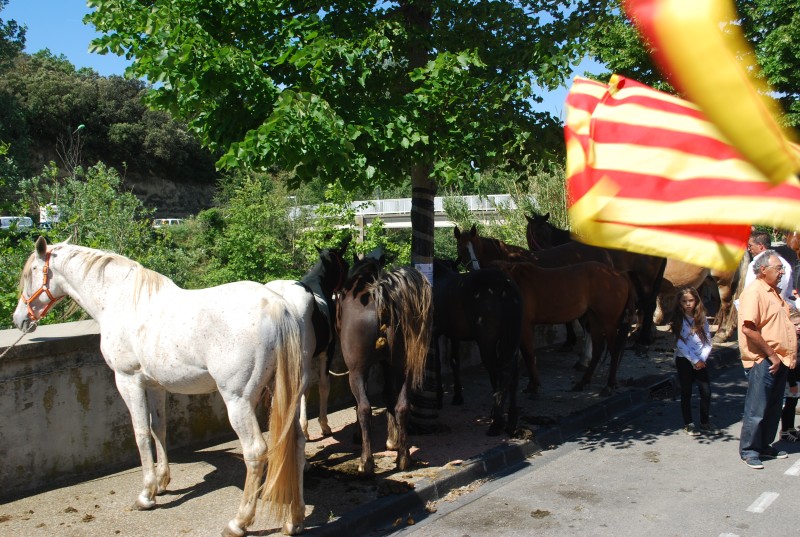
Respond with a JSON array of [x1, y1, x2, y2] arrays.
[[0, 216, 34, 230], [153, 218, 185, 228]]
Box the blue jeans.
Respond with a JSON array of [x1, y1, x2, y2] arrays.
[[740, 359, 788, 460]]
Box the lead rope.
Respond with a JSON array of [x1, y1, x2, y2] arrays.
[[0, 321, 38, 360]]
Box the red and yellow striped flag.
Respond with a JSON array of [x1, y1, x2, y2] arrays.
[[566, 75, 800, 271], [623, 0, 800, 185]]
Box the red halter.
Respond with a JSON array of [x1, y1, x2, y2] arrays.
[[21, 250, 64, 321]]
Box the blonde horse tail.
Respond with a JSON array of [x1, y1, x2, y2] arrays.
[[261, 300, 304, 525], [385, 267, 433, 391]]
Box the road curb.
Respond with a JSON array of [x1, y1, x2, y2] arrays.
[[307, 379, 665, 536], [308, 342, 742, 536]]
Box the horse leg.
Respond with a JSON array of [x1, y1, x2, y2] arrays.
[[479, 341, 505, 436], [433, 335, 445, 409], [450, 338, 463, 405], [145, 386, 171, 494], [601, 319, 629, 397], [316, 351, 332, 436], [114, 373, 159, 510], [573, 323, 605, 392], [221, 397, 267, 537], [560, 321, 577, 351], [391, 382, 412, 470], [506, 353, 520, 434], [348, 371, 374, 476], [519, 327, 540, 397], [573, 317, 592, 371]]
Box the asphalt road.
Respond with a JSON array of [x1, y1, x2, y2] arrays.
[[373, 364, 800, 537]]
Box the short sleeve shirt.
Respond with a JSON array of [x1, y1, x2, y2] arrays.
[[737, 278, 797, 368]]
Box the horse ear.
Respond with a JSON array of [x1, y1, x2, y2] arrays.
[[525, 214, 533, 224], [315, 245, 322, 254], [338, 234, 352, 252], [453, 226, 460, 239], [469, 224, 477, 237], [35, 236, 48, 258], [544, 212, 550, 221]]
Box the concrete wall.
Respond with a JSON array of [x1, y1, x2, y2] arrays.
[[0, 320, 563, 500]]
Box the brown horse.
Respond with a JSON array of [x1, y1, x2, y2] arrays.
[[455, 223, 616, 356], [491, 260, 636, 396], [335, 252, 433, 477], [525, 212, 668, 346], [432, 258, 522, 435]]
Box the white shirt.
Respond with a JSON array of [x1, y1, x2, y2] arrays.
[[675, 315, 712, 365]]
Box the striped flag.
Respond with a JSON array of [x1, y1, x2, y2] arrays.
[[566, 75, 800, 271], [623, 0, 799, 185]]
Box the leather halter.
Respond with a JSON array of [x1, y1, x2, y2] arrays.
[[21, 250, 64, 321]]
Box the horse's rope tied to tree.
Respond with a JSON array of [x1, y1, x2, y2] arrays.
[[1, 250, 63, 360]]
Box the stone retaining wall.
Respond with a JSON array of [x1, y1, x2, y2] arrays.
[[0, 320, 562, 500]]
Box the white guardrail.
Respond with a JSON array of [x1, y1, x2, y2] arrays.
[[290, 194, 519, 228]]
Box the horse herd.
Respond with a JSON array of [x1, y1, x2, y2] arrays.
[[12, 215, 764, 536]]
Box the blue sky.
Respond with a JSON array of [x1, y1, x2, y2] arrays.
[[4, 0, 131, 77], [3, 1, 602, 120]]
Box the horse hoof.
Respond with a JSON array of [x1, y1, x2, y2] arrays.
[[559, 343, 575, 352], [221, 520, 245, 537], [133, 495, 156, 511], [572, 362, 588, 372], [452, 394, 464, 405], [320, 425, 332, 437], [571, 383, 585, 392], [600, 386, 615, 397], [282, 522, 304, 535], [359, 461, 375, 477]]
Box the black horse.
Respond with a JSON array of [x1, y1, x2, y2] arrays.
[[297, 243, 350, 439], [432, 259, 523, 436]]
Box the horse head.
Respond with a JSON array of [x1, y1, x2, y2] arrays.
[[525, 211, 571, 251], [314, 237, 351, 296], [14, 236, 66, 332], [453, 224, 481, 271]]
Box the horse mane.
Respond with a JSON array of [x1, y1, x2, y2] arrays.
[[369, 266, 432, 390], [62, 246, 169, 304]]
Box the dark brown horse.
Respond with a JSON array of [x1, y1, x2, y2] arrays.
[[432, 259, 522, 435], [491, 260, 636, 396], [525, 212, 667, 346], [335, 253, 433, 476]]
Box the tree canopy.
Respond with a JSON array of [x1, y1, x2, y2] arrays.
[[86, 0, 602, 192]]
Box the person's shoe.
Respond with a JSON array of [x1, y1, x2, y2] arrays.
[[683, 424, 701, 436], [781, 429, 800, 442], [760, 447, 789, 459], [699, 422, 721, 435], [742, 457, 764, 469]]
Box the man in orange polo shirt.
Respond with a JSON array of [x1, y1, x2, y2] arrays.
[[738, 250, 798, 469]]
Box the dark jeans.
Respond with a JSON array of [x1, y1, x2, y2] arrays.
[[675, 356, 710, 425], [740, 359, 788, 460], [781, 367, 799, 432]]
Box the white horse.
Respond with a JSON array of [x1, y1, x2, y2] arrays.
[[14, 237, 308, 537]]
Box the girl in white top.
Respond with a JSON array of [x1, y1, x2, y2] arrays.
[[669, 286, 717, 436]]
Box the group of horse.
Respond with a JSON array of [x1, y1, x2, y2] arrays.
[[12, 214, 763, 536], [13, 236, 435, 536]]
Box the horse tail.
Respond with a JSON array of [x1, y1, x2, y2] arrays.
[[373, 266, 433, 390], [261, 299, 304, 524]]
